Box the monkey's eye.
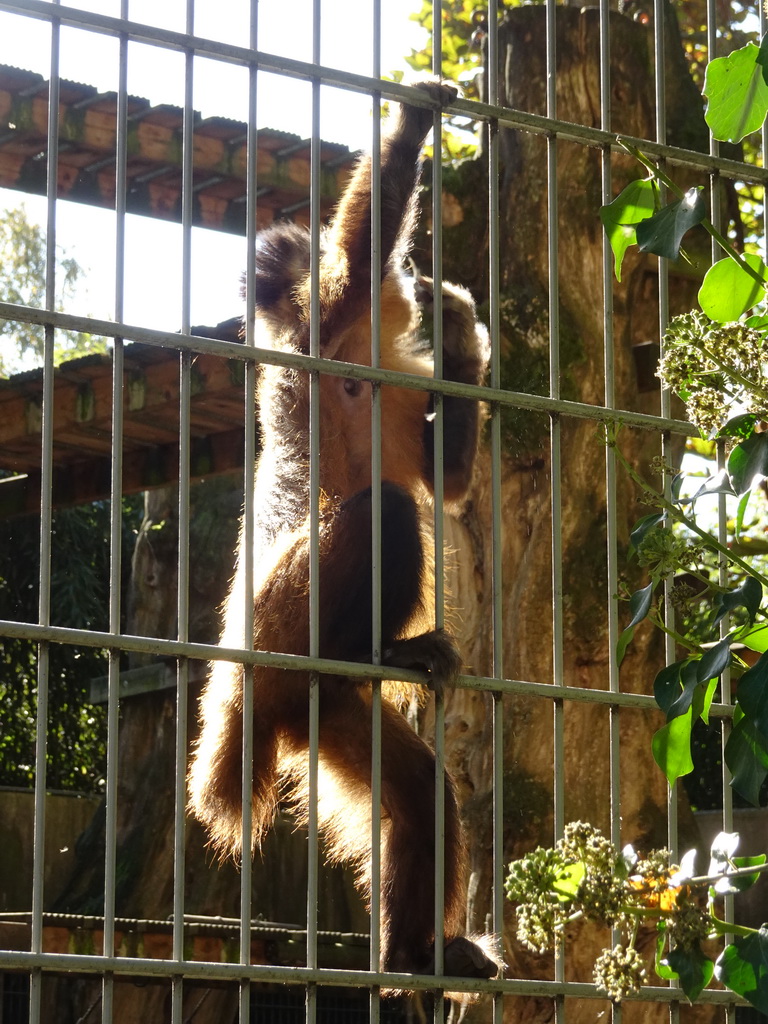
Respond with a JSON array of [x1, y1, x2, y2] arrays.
[[343, 378, 363, 397]]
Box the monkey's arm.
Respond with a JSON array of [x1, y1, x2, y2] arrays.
[[318, 81, 457, 343], [417, 277, 490, 500]]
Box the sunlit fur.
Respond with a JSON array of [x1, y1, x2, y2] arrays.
[[188, 81, 495, 980]]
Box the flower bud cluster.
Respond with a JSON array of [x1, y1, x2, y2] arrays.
[[593, 944, 647, 1001], [657, 312, 767, 434], [635, 526, 697, 578], [505, 846, 570, 954], [667, 900, 711, 950]]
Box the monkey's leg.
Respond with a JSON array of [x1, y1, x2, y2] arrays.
[[288, 685, 465, 975], [188, 662, 282, 859], [317, 480, 459, 685]]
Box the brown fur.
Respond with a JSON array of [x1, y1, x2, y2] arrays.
[[188, 81, 496, 981]]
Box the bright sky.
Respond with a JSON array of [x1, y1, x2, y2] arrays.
[[0, 0, 426, 338]]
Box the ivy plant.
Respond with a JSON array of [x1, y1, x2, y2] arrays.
[[506, 822, 768, 1011]]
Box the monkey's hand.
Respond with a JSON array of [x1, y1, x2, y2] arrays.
[[394, 79, 459, 149], [415, 275, 491, 382], [382, 628, 462, 695], [427, 935, 502, 979]]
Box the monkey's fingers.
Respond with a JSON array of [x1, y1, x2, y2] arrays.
[[382, 628, 462, 693]]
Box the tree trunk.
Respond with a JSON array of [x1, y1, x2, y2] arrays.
[[426, 7, 714, 1022]]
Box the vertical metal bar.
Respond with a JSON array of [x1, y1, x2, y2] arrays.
[[598, 10, 624, 1024], [238, 4, 259, 1021], [430, 4, 446, 1005], [650, 1, 680, 1020], [305, 4, 322, 1023], [486, 5, 505, 1024], [544, 2, 565, 1020], [29, 7, 59, 1022], [369, 5, 383, 1021], [104, 1, 127, 1020], [171, 3, 195, 1020]]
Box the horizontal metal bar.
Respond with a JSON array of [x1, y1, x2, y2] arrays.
[[0, 950, 744, 1005], [0, 618, 736, 718], [0, 0, 763, 183], [0, 301, 696, 436]]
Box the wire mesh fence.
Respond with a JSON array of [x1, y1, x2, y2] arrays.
[[0, 0, 765, 1022]]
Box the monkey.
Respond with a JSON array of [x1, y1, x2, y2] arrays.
[[188, 80, 497, 984]]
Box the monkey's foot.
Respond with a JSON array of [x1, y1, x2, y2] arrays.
[[382, 628, 462, 693]]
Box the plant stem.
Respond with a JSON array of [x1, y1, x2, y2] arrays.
[[609, 436, 768, 589]]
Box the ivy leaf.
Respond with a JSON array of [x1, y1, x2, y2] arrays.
[[709, 830, 741, 874], [740, 624, 768, 654], [758, 31, 768, 86], [713, 577, 762, 628], [734, 649, 768, 737], [715, 927, 768, 1014], [667, 660, 704, 720], [735, 489, 752, 540], [716, 855, 767, 894], [697, 635, 734, 682], [617, 580, 657, 665], [635, 188, 706, 261], [704, 41, 768, 142], [656, 934, 679, 981], [663, 944, 715, 1003], [728, 432, 768, 495], [552, 861, 586, 900], [699, 254, 768, 322], [653, 659, 686, 715], [683, 468, 735, 507], [697, 675, 720, 726], [718, 413, 759, 441], [600, 178, 657, 281], [652, 707, 694, 785], [629, 513, 666, 556], [725, 708, 768, 806]]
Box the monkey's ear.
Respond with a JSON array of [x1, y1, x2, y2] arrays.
[[244, 222, 316, 333]]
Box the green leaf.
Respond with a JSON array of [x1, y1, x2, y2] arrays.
[[664, 944, 715, 1003], [617, 580, 657, 665], [704, 42, 768, 142], [718, 413, 759, 441], [741, 624, 768, 654], [728, 432, 768, 495], [718, 855, 768, 894], [757, 31, 768, 86], [713, 577, 762, 627], [699, 254, 768, 322], [600, 178, 657, 282], [668, 660, 704, 720], [698, 675, 720, 726], [652, 708, 694, 785], [552, 861, 586, 900], [653, 659, 686, 715], [715, 927, 768, 1013], [725, 709, 768, 806], [655, 933, 679, 981], [697, 635, 734, 683], [734, 650, 768, 737], [635, 188, 706, 261], [735, 489, 752, 540], [629, 513, 666, 556]]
